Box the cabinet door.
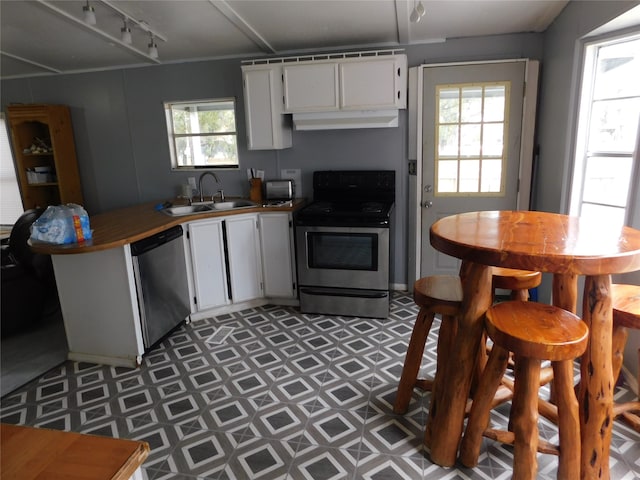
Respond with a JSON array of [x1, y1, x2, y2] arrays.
[[225, 215, 263, 303], [188, 220, 229, 310], [283, 63, 339, 112], [242, 66, 292, 150], [339, 57, 404, 109], [259, 213, 295, 298]]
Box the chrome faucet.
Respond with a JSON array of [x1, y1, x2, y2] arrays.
[[198, 171, 219, 202], [215, 189, 225, 202]]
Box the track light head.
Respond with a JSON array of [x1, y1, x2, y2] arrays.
[[148, 34, 158, 59], [83, 1, 96, 25], [410, 1, 426, 23], [121, 19, 132, 44]]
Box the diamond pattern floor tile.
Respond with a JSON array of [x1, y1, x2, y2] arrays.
[[1, 292, 639, 479]]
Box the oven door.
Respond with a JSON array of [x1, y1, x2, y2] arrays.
[[295, 225, 389, 290]]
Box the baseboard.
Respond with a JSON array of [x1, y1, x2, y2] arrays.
[[391, 283, 408, 292]]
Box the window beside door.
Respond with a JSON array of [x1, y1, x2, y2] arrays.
[[570, 35, 640, 226]]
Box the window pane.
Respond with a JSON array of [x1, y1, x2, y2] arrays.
[[481, 159, 502, 193], [460, 124, 481, 156], [588, 98, 640, 153], [482, 123, 504, 156], [461, 87, 482, 123], [166, 99, 239, 169], [580, 203, 626, 228], [459, 160, 479, 192], [438, 124, 459, 156], [438, 88, 459, 123], [593, 38, 640, 100], [437, 160, 458, 193], [582, 156, 632, 207], [483, 86, 506, 121]]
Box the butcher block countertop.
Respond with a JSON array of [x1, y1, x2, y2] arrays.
[[30, 198, 306, 255], [0, 423, 149, 480]]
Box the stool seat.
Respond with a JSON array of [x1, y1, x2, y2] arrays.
[[460, 301, 588, 480], [612, 284, 640, 329], [413, 275, 463, 308], [492, 267, 542, 292], [487, 301, 589, 361], [610, 283, 640, 433]]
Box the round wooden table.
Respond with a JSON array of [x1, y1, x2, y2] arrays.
[[425, 210, 640, 479]]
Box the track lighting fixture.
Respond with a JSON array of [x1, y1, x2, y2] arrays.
[[120, 18, 132, 44], [148, 33, 158, 59], [410, 0, 425, 23], [83, 1, 96, 25]]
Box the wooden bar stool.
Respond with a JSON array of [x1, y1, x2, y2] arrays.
[[459, 301, 589, 480], [394, 269, 542, 415], [393, 275, 462, 414], [611, 283, 640, 433], [475, 268, 543, 392]]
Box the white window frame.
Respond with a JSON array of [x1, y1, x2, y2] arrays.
[[165, 98, 239, 171], [569, 31, 640, 227]]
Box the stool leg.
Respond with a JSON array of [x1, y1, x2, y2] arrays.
[[512, 355, 541, 480], [425, 313, 457, 446], [612, 323, 628, 385], [459, 343, 510, 467], [394, 308, 435, 414], [510, 288, 530, 301], [553, 360, 581, 480]]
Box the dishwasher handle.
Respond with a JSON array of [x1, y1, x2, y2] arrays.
[[131, 225, 183, 256]]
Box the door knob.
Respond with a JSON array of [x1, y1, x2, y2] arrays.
[[423, 201, 433, 209], [424, 185, 433, 193]]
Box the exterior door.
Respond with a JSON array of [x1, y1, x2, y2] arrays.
[[420, 61, 529, 276]]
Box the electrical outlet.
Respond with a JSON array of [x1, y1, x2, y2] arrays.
[[188, 177, 197, 190]]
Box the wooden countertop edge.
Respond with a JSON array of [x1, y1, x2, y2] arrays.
[[30, 198, 306, 255]]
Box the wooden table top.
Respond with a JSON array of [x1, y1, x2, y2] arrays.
[[29, 198, 306, 255], [430, 210, 640, 276], [0, 424, 149, 480]]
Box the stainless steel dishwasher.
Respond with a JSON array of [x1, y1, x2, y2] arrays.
[[131, 225, 190, 350]]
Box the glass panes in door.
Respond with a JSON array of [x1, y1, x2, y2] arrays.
[[435, 83, 510, 195]]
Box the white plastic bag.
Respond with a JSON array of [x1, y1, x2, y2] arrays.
[[30, 204, 92, 245]]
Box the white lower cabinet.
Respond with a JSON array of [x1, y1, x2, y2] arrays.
[[188, 218, 229, 311], [188, 212, 295, 316], [225, 214, 263, 303], [259, 213, 296, 299]]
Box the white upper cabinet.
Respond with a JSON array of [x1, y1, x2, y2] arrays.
[[283, 62, 340, 112], [340, 57, 406, 109], [283, 53, 407, 113], [242, 65, 292, 150]]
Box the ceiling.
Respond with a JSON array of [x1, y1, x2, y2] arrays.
[[0, 0, 569, 79]]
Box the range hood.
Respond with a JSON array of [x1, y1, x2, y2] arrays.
[[292, 110, 399, 131]]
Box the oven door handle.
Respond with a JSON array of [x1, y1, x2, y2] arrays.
[[300, 288, 388, 299]]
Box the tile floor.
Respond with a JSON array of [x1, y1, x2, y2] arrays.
[[1, 292, 639, 479]]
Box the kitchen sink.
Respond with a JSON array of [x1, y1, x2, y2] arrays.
[[163, 204, 213, 216], [209, 200, 257, 210], [162, 200, 258, 216]]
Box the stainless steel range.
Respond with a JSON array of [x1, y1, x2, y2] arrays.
[[295, 170, 395, 318]]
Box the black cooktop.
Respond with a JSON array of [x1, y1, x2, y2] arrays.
[[295, 170, 395, 227]]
